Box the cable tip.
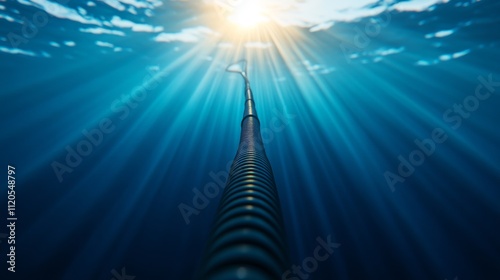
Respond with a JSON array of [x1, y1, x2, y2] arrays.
[[226, 59, 248, 77]]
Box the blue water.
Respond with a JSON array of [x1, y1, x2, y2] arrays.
[[1, 0, 499, 279]]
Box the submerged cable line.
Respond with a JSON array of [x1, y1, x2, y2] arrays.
[[196, 60, 289, 279]]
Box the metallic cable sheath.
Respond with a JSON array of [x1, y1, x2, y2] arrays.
[[196, 61, 289, 280]]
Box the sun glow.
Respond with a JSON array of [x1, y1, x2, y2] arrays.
[[224, 0, 270, 29]]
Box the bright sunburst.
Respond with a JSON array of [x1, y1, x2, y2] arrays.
[[221, 0, 270, 29]]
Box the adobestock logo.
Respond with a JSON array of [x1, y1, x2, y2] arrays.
[[51, 68, 166, 183], [178, 108, 296, 225], [282, 235, 340, 280], [110, 267, 135, 280], [385, 73, 499, 192]]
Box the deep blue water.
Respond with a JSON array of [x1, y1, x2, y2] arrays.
[[1, 0, 499, 279]]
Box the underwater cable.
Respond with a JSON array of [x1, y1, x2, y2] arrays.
[[196, 60, 289, 279]]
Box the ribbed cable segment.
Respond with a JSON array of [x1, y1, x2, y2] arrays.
[[197, 116, 288, 280]]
